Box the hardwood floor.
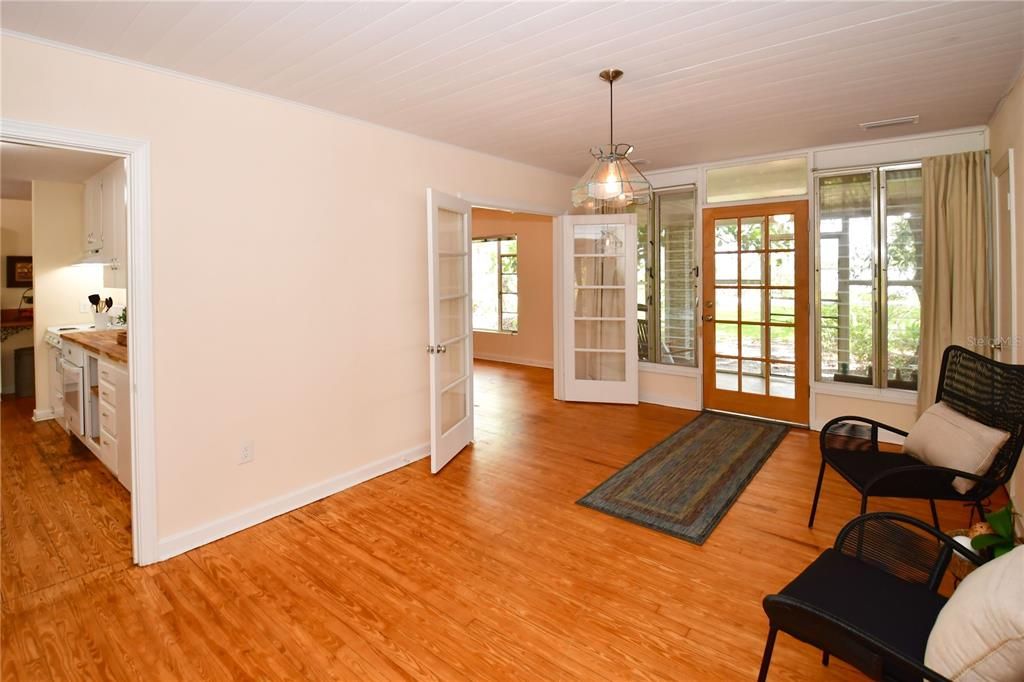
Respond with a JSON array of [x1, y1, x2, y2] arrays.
[[2, 363, 984, 680], [1, 396, 132, 605]]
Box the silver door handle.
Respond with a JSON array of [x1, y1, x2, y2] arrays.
[[438, 344, 447, 354]]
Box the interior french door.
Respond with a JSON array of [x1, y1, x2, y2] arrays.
[[702, 201, 809, 423], [559, 213, 639, 404], [426, 188, 474, 473]]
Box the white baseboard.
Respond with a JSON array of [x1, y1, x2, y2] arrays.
[[639, 391, 700, 411], [156, 442, 429, 561], [32, 408, 54, 422], [809, 419, 906, 445], [473, 353, 553, 369]]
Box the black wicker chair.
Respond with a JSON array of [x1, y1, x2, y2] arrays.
[[808, 345, 1024, 529], [759, 512, 986, 682]]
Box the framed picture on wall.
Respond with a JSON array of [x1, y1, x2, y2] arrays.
[[6, 256, 32, 287]]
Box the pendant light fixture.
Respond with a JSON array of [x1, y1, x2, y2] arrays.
[[571, 68, 651, 211]]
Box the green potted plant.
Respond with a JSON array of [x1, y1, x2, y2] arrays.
[[970, 503, 1021, 559]]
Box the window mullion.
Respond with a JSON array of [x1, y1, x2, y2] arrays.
[[650, 200, 660, 364], [495, 241, 503, 331], [875, 168, 887, 389]]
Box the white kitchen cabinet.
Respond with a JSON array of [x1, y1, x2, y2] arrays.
[[98, 359, 132, 491], [83, 173, 104, 254], [103, 161, 128, 289], [83, 159, 128, 288]]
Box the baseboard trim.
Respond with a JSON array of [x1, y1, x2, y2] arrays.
[[156, 442, 429, 561], [32, 408, 54, 422], [639, 391, 700, 411], [473, 353, 553, 369]]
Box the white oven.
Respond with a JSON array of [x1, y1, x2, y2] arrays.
[[61, 346, 86, 437], [45, 324, 93, 428]]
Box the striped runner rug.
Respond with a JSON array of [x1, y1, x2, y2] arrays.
[[577, 411, 789, 545]]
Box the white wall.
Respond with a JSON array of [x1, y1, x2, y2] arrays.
[[1, 35, 575, 554], [636, 128, 987, 436], [1, 198, 33, 393], [30, 181, 103, 413]]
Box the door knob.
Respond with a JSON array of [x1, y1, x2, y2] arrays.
[[703, 314, 714, 321]]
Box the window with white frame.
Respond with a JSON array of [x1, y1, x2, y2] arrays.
[[635, 186, 699, 366], [815, 164, 923, 390], [472, 236, 518, 333]]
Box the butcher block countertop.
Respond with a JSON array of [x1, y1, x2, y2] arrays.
[[61, 330, 128, 364]]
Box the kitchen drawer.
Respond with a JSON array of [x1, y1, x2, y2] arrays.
[[97, 363, 123, 386], [99, 430, 117, 475], [99, 402, 117, 437], [99, 381, 116, 408]]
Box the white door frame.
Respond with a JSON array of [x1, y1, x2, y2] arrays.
[[2, 118, 158, 565], [992, 149, 1017, 363]]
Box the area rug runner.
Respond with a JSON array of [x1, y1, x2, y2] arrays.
[[577, 411, 789, 545]]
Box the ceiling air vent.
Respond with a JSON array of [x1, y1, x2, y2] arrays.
[[859, 115, 919, 130]]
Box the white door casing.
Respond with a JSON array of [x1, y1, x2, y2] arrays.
[[557, 213, 639, 404], [992, 150, 1017, 363], [426, 188, 475, 473], [2, 118, 156, 565]]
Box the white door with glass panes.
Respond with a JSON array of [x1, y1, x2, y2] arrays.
[[426, 189, 474, 474], [559, 214, 638, 404]]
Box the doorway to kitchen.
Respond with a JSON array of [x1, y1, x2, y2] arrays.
[[1, 119, 156, 566]]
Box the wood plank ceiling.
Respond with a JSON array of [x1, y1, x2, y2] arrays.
[[2, 2, 1022, 174]]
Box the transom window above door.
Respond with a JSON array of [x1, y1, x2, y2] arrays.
[[471, 236, 518, 333]]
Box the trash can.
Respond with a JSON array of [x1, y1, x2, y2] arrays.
[[14, 347, 34, 397]]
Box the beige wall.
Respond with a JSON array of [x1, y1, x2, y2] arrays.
[[31, 181, 103, 412], [987, 71, 1024, 527], [471, 208, 554, 367], [1, 198, 34, 393], [1, 35, 574, 546]]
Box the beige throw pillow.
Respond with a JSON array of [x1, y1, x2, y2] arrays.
[[925, 545, 1024, 681], [903, 402, 1010, 494]]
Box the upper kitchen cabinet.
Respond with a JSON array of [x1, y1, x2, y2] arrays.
[[82, 158, 128, 288], [103, 160, 128, 289]]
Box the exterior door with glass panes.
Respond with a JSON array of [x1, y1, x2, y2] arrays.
[[702, 201, 809, 423], [560, 213, 638, 404]]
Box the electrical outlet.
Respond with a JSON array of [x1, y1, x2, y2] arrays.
[[239, 440, 255, 465], [80, 301, 89, 313]]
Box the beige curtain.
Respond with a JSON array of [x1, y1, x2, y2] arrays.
[[917, 150, 991, 415]]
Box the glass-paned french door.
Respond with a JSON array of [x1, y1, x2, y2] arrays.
[[426, 189, 474, 474], [559, 213, 638, 404], [702, 201, 809, 424]]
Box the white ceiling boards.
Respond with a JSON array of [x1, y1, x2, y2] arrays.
[[3, 2, 1022, 174]]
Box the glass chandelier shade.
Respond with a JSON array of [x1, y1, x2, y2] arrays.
[[572, 69, 651, 210], [572, 143, 652, 210]]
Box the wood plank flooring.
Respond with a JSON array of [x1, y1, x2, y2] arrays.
[[1, 362, 987, 680]]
